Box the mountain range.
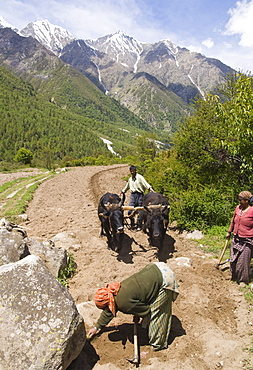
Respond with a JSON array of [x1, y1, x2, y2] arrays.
[[0, 16, 234, 153]]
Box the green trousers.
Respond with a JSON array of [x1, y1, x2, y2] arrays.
[[148, 289, 173, 350]]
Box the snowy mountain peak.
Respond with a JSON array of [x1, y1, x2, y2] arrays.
[[0, 16, 18, 32], [85, 31, 143, 72], [85, 30, 143, 72], [105, 30, 143, 55], [162, 38, 178, 54], [19, 19, 75, 55]]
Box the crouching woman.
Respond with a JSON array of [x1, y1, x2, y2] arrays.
[[88, 262, 179, 351]]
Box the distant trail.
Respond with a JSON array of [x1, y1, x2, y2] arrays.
[[89, 164, 128, 207]]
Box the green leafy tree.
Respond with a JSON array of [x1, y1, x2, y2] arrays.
[[135, 134, 157, 173], [174, 72, 253, 189], [214, 73, 253, 178], [144, 72, 253, 230], [36, 145, 55, 171], [13, 148, 33, 165]]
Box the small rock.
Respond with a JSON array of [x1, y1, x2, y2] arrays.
[[17, 214, 29, 221], [174, 257, 191, 267], [186, 230, 204, 239]]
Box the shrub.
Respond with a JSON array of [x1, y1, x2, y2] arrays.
[[57, 253, 76, 288], [170, 187, 234, 231], [13, 148, 33, 165]]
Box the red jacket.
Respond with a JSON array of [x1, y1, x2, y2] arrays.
[[228, 205, 253, 238]]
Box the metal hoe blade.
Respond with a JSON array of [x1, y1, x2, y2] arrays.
[[126, 354, 139, 366]]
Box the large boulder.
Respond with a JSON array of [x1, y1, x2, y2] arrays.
[[0, 228, 29, 266], [25, 237, 68, 277], [51, 232, 82, 253], [0, 255, 86, 369], [0, 218, 68, 277]]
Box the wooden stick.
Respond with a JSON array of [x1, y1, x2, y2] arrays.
[[122, 206, 144, 211], [215, 239, 229, 268]]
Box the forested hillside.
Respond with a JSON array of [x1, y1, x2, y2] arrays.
[[0, 64, 158, 165], [0, 28, 172, 166]]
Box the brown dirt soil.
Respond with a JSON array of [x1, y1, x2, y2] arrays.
[[4, 165, 253, 370]]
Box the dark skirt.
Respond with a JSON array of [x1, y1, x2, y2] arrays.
[[230, 235, 253, 284]]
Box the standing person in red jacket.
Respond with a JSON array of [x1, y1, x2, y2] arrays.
[[226, 190, 253, 286]]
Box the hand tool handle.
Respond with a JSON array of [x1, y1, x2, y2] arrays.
[[133, 316, 139, 363], [216, 238, 229, 267]]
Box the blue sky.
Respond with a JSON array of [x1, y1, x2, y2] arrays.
[[0, 0, 253, 72]]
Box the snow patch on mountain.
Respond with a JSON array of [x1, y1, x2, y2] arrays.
[[0, 16, 18, 32], [188, 65, 205, 98], [20, 19, 74, 55], [103, 31, 142, 56], [100, 138, 120, 157], [163, 39, 179, 67], [87, 30, 143, 72], [93, 61, 108, 94], [134, 52, 141, 73]]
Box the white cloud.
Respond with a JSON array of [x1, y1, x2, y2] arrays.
[[185, 44, 202, 54], [202, 38, 214, 49], [224, 0, 253, 47], [1, 0, 169, 42], [52, 0, 169, 42], [50, 1, 140, 39], [223, 42, 232, 49]]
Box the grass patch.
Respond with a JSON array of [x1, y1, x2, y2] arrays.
[[0, 174, 49, 196], [0, 178, 28, 194], [243, 285, 253, 305], [197, 225, 230, 259], [57, 253, 77, 288], [0, 173, 55, 222], [3, 183, 40, 216]]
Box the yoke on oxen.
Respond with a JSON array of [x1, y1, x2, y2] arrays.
[[122, 204, 169, 230], [121, 206, 144, 230], [138, 192, 170, 250]]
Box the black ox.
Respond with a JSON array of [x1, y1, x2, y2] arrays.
[[140, 192, 169, 251], [98, 192, 125, 252]]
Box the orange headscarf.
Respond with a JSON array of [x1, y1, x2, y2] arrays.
[[94, 282, 121, 316]]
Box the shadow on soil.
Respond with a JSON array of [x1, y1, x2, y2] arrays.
[[110, 232, 177, 264], [68, 315, 186, 369]]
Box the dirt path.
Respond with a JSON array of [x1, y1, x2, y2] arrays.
[[10, 165, 253, 369]]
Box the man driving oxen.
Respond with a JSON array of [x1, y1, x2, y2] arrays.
[[120, 165, 154, 230]]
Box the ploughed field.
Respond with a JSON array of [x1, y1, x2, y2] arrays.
[[2, 165, 252, 370]]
